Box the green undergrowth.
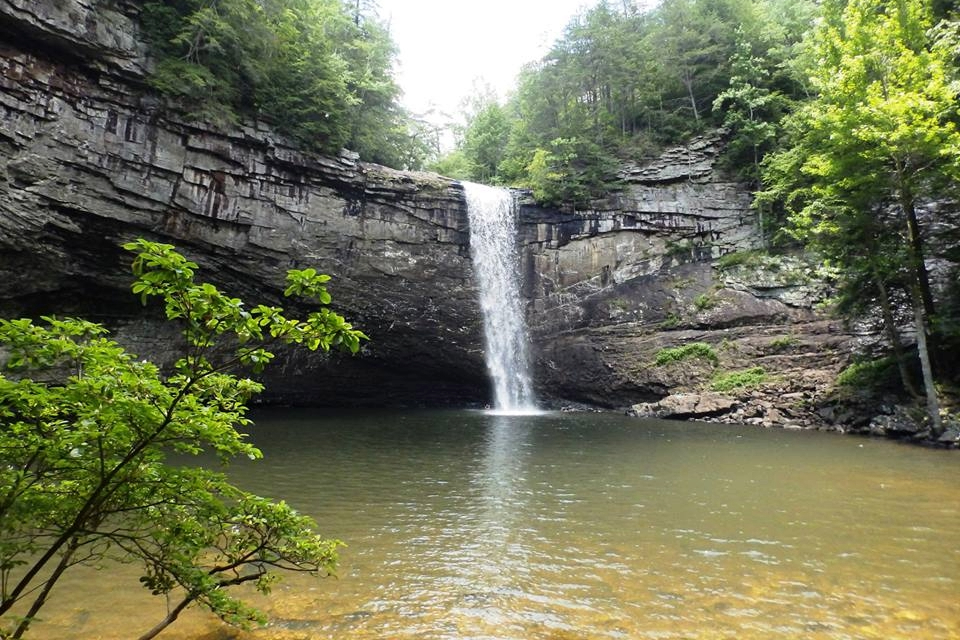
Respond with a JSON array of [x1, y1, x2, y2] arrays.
[[694, 293, 716, 310], [769, 334, 799, 350], [711, 367, 768, 392], [836, 357, 897, 387], [655, 342, 719, 366], [715, 249, 768, 270]]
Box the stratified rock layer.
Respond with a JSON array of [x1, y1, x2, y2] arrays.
[[0, 0, 861, 415], [518, 141, 857, 412], [0, 3, 487, 405]]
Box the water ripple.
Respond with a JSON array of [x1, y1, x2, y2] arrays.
[[26, 409, 960, 640]]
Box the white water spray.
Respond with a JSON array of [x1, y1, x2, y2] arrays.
[[463, 182, 538, 414]]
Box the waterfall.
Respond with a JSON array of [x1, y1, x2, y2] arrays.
[[463, 182, 538, 413]]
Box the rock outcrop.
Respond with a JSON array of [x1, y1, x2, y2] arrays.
[[0, 1, 488, 405], [519, 141, 858, 416], [0, 0, 874, 424], [630, 392, 737, 419]]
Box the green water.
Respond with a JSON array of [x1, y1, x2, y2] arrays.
[[29, 410, 960, 639]]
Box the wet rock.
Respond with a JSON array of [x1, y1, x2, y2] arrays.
[[937, 427, 960, 445], [868, 406, 925, 437], [631, 392, 736, 419]]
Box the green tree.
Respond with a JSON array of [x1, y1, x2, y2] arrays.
[[445, 0, 817, 201], [525, 146, 565, 205], [713, 28, 794, 244], [141, 0, 271, 125], [461, 101, 513, 183], [0, 240, 366, 638], [339, 15, 431, 169], [141, 0, 424, 167], [523, 137, 619, 206], [257, 0, 356, 149], [431, 0, 816, 200], [713, 30, 789, 185], [760, 0, 960, 432], [650, 0, 753, 127], [427, 149, 472, 180]]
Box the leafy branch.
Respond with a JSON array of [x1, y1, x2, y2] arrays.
[[0, 239, 365, 638]]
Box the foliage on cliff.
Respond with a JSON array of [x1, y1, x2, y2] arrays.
[[435, 0, 815, 202], [0, 240, 366, 639], [758, 0, 960, 432], [140, 0, 430, 168]]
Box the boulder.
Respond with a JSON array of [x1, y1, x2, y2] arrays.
[[937, 427, 960, 446], [631, 392, 736, 419]]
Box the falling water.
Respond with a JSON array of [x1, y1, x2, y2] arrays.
[[463, 182, 537, 413]]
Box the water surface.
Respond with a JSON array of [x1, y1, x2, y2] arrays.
[[31, 410, 960, 639]]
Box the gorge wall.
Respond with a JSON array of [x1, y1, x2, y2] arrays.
[[0, 0, 488, 405], [518, 142, 857, 420], [0, 0, 860, 417]]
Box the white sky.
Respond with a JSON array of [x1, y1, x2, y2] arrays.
[[376, 0, 594, 121]]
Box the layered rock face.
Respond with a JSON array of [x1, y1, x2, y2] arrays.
[[519, 140, 856, 415], [0, 0, 487, 405], [0, 0, 859, 416]]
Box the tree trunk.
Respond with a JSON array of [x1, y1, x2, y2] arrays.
[[137, 596, 196, 640], [681, 71, 699, 123], [912, 283, 942, 435], [902, 193, 936, 319], [899, 180, 941, 432], [11, 539, 79, 639], [874, 276, 920, 399], [897, 180, 942, 384]]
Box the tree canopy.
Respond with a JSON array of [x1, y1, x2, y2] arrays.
[[140, 0, 431, 168], [434, 0, 816, 203], [758, 0, 960, 430]]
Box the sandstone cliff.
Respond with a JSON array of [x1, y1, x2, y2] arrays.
[[0, 0, 488, 405], [518, 141, 858, 426], [0, 0, 863, 421]]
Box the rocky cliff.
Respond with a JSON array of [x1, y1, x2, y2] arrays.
[[517, 140, 859, 426], [0, 0, 864, 420], [0, 0, 490, 405]]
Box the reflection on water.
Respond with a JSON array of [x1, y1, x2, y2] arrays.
[[25, 410, 960, 639]]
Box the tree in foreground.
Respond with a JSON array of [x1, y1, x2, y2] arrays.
[[0, 240, 366, 639], [759, 0, 960, 434]]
